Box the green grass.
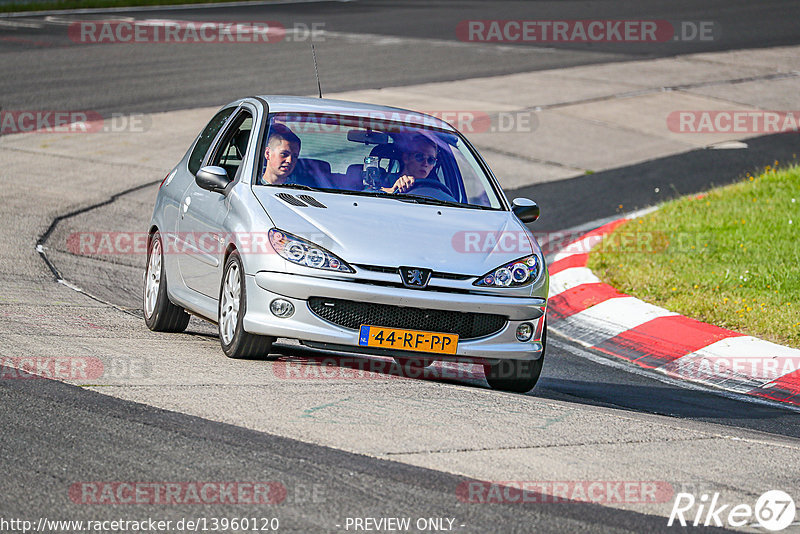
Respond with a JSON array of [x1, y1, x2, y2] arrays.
[[587, 162, 800, 349], [0, 0, 266, 13]]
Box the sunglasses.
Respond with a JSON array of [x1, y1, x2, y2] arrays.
[[412, 152, 437, 165]]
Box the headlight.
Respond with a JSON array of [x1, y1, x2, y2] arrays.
[[474, 255, 540, 287], [268, 229, 353, 272]]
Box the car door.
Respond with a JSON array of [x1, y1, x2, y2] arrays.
[[177, 108, 254, 298], [164, 106, 235, 288]]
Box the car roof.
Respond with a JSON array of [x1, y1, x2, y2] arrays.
[[253, 95, 456, 132]]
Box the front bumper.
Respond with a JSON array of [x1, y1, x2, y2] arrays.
[[244, 271, 547, 361]]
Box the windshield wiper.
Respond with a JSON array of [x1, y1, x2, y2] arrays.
[[394, 194, 472, 208], [319, 189, 392, 198]]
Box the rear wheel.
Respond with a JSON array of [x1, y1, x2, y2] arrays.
[[219, 251, 275, 359], [484, 321, 546, 393], [143, 231, 190, 333]]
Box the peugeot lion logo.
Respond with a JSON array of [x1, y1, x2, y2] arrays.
[[399, 267, 432, 288]]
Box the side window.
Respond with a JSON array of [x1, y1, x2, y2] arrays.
[[210, 112, 253, 181], [188, 107, 235, 175]]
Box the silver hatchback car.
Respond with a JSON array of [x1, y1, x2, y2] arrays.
[[144, 96, 548, 392]]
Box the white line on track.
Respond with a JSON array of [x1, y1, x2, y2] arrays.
[[0, 18, 43, 27], [43, 15, 135, 25]]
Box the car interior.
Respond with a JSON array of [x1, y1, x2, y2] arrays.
[[257, 124, 470, 204], [212, 113, 253, 181]]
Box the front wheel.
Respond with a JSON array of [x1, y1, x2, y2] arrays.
[[484, 321, 546, 393], [219, 251, 275, 359], [143, 231, 190, 333]]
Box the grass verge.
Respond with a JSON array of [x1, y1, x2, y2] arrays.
[[0, 0, 264, 13], [587, 162, 800, 349]]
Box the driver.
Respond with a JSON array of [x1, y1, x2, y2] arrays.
[[380, 134, 438, 193]]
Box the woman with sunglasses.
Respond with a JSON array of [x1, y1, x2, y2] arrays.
[[380, 134, 438, 194]]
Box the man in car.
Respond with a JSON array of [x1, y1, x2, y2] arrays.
[[261, 124, 302, 185], [381, 133, 439, 193]]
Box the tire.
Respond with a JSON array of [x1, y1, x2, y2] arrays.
[[143, 231, 190, 333], [219, 251, 275, 359], [484, 321, 546, 393]]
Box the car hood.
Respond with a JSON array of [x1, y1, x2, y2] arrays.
[[253, 188, 539, 275]]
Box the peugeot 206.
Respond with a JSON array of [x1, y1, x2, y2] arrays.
[[143, 96, 548, 392]]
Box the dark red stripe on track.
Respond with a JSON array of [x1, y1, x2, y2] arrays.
[[749, 371, 800, 407], [593, 315, 744, 368], [548, 253, 589, 275], [548, 283, 626, 322]]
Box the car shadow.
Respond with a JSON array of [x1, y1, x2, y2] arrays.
[[534, 376, 800, 438], [268, 342, 490, 388]]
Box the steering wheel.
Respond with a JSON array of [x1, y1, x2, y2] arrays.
[[399, 179, 454, 197]]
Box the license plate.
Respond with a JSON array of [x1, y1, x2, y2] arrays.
[[358, 325, 458, 355]]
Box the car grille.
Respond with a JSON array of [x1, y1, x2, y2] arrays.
[[354, 264, 473, 281], [307, 297, 506, 340]]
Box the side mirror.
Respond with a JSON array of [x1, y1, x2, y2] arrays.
[[512, 198, 540, 223], [195, 166, 230, 194]]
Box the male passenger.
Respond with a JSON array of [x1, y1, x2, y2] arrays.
[[261, 124, 301, 185]]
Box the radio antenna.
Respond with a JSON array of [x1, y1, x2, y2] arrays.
[[311, 43, 323, 98]]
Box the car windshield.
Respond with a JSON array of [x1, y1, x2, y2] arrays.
[[256, 111, 504, 209]]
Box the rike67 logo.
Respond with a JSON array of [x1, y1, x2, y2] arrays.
[[669, 490, 796, 531]]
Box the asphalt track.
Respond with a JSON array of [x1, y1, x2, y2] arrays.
[[2, 1, 800, 533], [2, 0, 800, 114]]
